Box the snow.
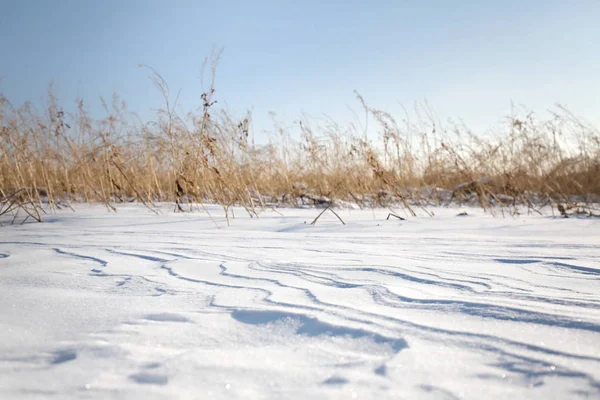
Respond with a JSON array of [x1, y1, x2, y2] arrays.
[[0, 204, 599, 399]]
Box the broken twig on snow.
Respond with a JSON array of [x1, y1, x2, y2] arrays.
[[386, 213, 405, 221], [310, 206, 346, 226]]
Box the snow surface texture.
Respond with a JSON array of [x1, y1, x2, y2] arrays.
[[0, 204, 599, 399]]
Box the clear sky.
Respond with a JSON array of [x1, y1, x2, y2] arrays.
[[1, 0, 599, 139]]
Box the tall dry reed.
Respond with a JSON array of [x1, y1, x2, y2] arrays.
[[1, 68, 599, 223]]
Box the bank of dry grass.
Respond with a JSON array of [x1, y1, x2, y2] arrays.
[[1, 73, 599, 223]]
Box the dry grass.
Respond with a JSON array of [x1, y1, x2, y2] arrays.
[[1, 68, 599, 224]]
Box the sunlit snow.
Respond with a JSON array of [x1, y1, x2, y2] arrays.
[[1, 204, 599, 399]]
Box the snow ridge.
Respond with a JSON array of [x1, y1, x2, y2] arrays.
[[0, 204, 599, 399]]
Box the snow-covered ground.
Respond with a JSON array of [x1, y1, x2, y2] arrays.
[[0, 204, 599, 399]]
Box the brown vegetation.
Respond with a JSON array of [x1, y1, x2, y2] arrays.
[[1, 67, 599, 223]]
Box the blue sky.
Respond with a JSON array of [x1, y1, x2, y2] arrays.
[[1, 0, 599, 139]]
